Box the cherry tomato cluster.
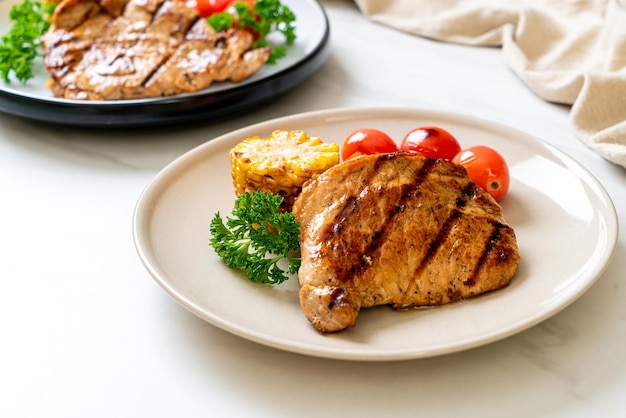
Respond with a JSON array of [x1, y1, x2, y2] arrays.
[[341, 127, 510, 201], [186, 0, 254, 18]]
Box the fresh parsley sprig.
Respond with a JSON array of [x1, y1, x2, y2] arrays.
[[210, 191, 301, 285], [0, 0, 55, 83], [206, 0, 296, 64]]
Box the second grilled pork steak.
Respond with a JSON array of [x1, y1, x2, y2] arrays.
[[292, 152, 520, 333], [43, 0, 270, 100]]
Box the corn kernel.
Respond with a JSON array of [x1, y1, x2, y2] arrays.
[[229, 130, 339, 211]]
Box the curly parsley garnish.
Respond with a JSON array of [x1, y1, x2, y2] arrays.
[[0, 0, 55, 83], [207, 0, 296, 64], [210, 191, 301, 285]]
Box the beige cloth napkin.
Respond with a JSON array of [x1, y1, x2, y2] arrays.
[[353, 0, 626, 168]]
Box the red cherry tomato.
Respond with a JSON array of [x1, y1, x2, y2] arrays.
[[452, 145, 510, 201], [189, 0, 230, 17], [188, 0, 253, 17], [341, 128, 399, 160], [400, 126, 462, 160]]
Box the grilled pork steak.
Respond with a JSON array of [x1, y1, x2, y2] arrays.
[[292, 152, 520, 333], [43, 0, 270, 100]]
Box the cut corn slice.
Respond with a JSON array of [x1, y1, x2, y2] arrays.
[[229, 130, 339, 211]]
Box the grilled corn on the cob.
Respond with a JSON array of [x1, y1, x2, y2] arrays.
[[230, 130, 339, 211]]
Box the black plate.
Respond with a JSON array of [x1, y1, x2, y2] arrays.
[[0, 0, 330, 128]]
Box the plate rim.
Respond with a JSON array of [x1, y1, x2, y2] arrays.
[[133, 106, 620, 361]]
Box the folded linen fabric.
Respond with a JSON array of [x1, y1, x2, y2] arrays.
[[353, 0, 626, 168]]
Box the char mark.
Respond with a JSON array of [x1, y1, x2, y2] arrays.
[[413, 209, 463, 279], [455, 183, 478, 208], [141, 4, 202, 87], [331, 156, 437, 282], [411, 182, 477, 283], [323, 157, 389, 239], [120, 0, 130, 18], [463, 221, 506, 286], [327, 287, 351, 309]]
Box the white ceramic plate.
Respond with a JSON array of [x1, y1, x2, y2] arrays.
[[0, 0, 329, 127], [133, 107, 618, 361]]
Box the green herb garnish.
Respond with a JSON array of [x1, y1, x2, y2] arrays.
[[206, 0, 296, 64], [210, 190, 301, 285], [0, 0, 55, 83]]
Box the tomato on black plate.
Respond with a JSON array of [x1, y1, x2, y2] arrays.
[[189, 0, 254, 17]]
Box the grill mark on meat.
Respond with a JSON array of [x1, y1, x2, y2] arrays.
[[354, 158, 437, 276], [327, 154, 401, 239], [44, 0, 270, 100], [293, 152, 520, 333], [323, 168, 380, 240], [327, 155, 438, 283], [410, 182, 501, 288], [148, 0, 163, 24], [319, 155, 511, 290], [464, 221, 506, 286], [458, 182, 478, 206], [413, 209, 464, 280], [327, 287, 351, 309], [140, 53, 172, 88], [138, 15, 203, 88], [119, 0, 129, 17]]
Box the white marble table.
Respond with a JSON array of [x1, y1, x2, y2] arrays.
[[1, 1, 624, 416]]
